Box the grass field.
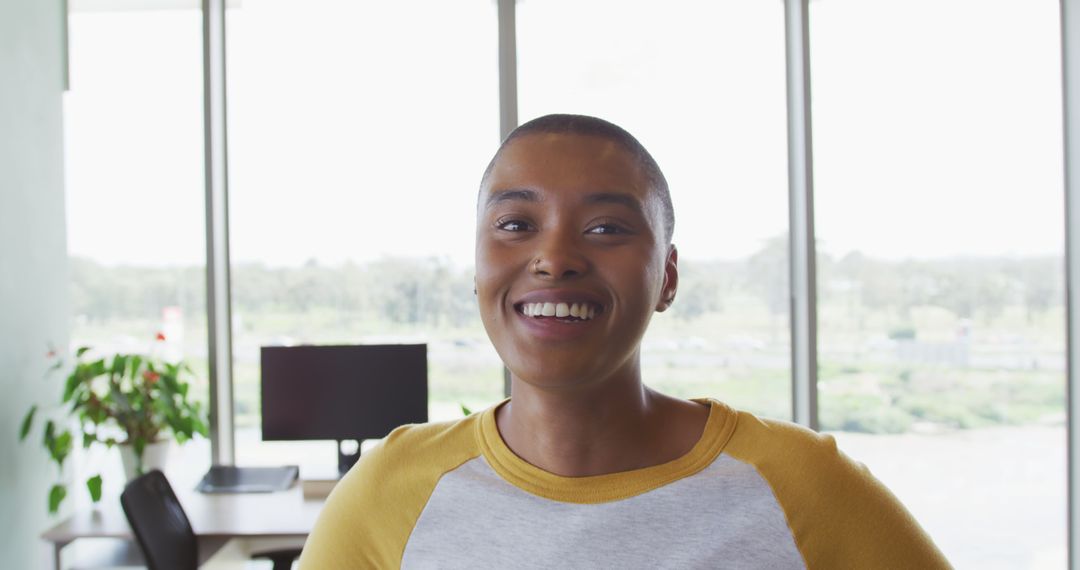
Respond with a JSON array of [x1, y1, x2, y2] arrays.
[[69, 292, 1066, 434]]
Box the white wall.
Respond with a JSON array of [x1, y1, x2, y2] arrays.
[[0, 0, 71, 567]]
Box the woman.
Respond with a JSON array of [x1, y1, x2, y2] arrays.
[[299, 114, 951, 569]]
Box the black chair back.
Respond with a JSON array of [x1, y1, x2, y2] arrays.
[[120, 469, 198, 570]]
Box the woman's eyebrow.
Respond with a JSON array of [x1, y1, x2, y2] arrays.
[[484, 189, 644, 216], [584, 192, 645, 216], [485, 188, 540, 208]]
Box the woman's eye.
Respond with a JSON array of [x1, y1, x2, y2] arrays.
[[496, 219, 531, 232], [587, 223, 626, 235]]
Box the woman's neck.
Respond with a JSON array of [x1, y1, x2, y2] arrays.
[[495, 371, 708, 477]]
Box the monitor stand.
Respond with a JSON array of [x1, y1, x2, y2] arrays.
[[338, 439, 361, 477]]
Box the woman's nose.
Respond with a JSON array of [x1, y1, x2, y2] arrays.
[[531, 230, 588, 279]]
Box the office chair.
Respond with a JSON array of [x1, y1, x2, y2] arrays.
[[121, 469, 301, 570]]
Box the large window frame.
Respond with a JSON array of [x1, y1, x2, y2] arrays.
[[189, 0, 1080, 563]]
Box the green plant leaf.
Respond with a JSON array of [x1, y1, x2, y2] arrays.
[[62, 372, 81, 403], [75, 346, 91, 358], [82, 431, 96, 449], [192, 416, 209, 437], [180, 416, 194, 436], [48, 484, 66, 514], [111, 354, 126, 377], [161, 374, 180, 394], [110, 385, 132, 415], [19, 405, 36, 441], [44, 420, 55, 448], [87, 405, 107, 425], [51, 431, 73, 465], [159, 392, 178, 413], [86, 475, 103, 503], [460, 403, 472, 416]]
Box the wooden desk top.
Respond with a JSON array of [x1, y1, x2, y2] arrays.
[[42, 480, 326, 544]]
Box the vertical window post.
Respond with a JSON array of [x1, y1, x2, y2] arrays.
[[203, 0, 235, 465], [498, 0, 518, 398], [498, 0, 518, 141], [784, 0, 819, 429], [1063, 0, 1080, 566]]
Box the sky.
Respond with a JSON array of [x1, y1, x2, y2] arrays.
[[64, 0, 1065, 268]]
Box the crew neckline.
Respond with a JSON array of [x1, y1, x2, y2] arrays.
[[475, 397, 738, 504]]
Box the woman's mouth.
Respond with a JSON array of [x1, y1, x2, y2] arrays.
[[514, 301, 604, 322]]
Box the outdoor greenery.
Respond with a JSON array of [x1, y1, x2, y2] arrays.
[[69, 236, 1066, 436]]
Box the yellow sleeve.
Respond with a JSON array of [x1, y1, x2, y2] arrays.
[[725, 412, 952, 570], [298, 416, 481, 569]]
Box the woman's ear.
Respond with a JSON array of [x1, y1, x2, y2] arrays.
[[656, 245, 678, 312]]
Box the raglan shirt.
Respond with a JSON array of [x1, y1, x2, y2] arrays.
[[298, 399, 951, 569]]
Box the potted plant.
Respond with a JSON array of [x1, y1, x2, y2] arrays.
[[18, 333, 209, 514]]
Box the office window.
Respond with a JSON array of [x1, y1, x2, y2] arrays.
[[518, 0, 792, 417], [226, 0, 502, 473], [64, 5, 209, 493], [811, 0, 1066, 566]]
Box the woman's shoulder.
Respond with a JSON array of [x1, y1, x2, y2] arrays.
[[347, 412, 483, 483], [716, 403, 848, 471], [711, 401, 951, 569], [300, 412, 485, 568]]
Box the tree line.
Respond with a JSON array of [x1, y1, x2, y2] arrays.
[[70, 239, 1064, 326]]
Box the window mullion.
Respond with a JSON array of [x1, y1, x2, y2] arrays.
[[202, 0, 235, 466], [1062, 0, 1080, 567], [784, 0, 819, 429]]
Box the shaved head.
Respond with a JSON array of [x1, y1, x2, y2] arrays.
[[480, 114, 674, 244]]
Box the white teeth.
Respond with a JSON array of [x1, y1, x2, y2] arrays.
[[521, 301, 600, 320]]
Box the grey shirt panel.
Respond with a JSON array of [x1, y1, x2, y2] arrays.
[[401, 454, 805, 570]]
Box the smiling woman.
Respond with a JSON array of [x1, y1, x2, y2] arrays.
[[298, 115, 952, 569], [475, 123, 676, 401]]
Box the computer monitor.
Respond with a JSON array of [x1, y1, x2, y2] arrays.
[[260, 344, 428, 476]]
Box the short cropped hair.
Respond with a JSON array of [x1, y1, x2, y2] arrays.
[[480, 114, 674, 244]]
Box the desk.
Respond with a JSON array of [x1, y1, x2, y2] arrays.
[[41, 480, 325, 570]]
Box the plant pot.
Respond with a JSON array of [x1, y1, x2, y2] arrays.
[[119, 440, 170, 480]]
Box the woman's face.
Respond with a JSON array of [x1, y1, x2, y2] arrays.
[[475, 132, 677, 390]]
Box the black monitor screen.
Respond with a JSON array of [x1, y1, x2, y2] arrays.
[[260, 344, 428, 441]]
